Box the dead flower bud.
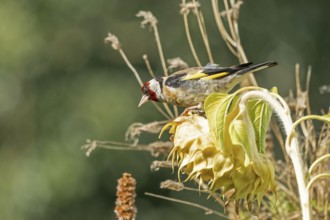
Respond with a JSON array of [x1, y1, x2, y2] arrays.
[[148, 141, 173, 157], [125, 121, 165, 144], [105, 33, 121, 50], [160, 180, 184, 191], [150, 160, 174, 171], [81, 139, 97, 157], [167, 57, 189, 71], [136, 11, 158, 28], [180, 1, 201, 15]]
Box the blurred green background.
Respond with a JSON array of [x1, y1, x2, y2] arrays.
[[0, 0, 329, 219]]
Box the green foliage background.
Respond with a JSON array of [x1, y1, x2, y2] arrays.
[[0, 0, 329, 219]]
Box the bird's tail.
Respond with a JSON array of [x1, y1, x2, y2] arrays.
[[220, 61, 278, 92], [235, 61, 278, 75]]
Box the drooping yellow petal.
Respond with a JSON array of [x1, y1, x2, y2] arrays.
[[162, 88, 277, 213]]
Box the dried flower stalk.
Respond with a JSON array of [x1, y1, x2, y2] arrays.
[[136, 11, 178, 118], [180, 0, 202, 66]]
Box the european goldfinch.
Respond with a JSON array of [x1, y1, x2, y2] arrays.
[[139, 61, 278, 107]]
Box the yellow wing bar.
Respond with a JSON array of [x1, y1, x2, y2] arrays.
[[182, 71, 229, 81], [200, 71, 228, 80], [182, 71, 208, 80]]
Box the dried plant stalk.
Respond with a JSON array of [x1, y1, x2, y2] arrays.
[[142, 54, 156, 78], [145, 192, 229, 219], [82, 139, 173, 157], [180, 0, 202, 66], [191, 0, 214, 63], [136, 11, 178, 118], [211, 0, 257, 87]]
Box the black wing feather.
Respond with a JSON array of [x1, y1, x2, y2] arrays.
[[164, 73, 186, 88], [202, 62, 253, 76]]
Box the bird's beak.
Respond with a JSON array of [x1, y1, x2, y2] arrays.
[[138, 95, 149, 107]]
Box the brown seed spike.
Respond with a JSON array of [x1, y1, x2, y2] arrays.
[[114, 173, 137, 220]]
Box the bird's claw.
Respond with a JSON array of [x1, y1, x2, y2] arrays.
[[180, 104, 205, 116]]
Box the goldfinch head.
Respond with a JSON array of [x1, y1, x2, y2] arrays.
[[138, 79, 163, 107]]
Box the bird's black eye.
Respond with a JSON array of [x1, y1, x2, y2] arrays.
[[141, 82, 149, 94]]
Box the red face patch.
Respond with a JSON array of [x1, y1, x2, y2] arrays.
[[147, 89, 158, 101], [141, 81, 158, 102]]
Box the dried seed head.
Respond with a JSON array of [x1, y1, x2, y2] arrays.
[[180, 1, 201, 15], [125, 121, 165, 144], [148, 141, 173, 157], [167, 57, 189, 71], [115, 173, 137, 220], [160, 180, 184, 191], [105, 33, 121, 50], [220, 1, 243, 19], [319, 85, 330, 94], [150, 160, 174, 171], [136, 11, 158, 28], [81, 139, 97, 157]]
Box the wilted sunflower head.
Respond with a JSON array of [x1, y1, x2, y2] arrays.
[[161, 89, 277, 212]]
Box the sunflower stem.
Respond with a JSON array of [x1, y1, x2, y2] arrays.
[[240, 90, 311, 220]]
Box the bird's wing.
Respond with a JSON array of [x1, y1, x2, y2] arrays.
[[165, 62, 278, 86], [180, 62, 278, 81], [179, 63, 242, 81]]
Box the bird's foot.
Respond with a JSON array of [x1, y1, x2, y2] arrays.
[[180, 104, 205, 116]]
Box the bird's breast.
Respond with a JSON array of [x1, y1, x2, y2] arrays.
[[162, 80, 230, 107]]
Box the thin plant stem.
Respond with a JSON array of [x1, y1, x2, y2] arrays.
[[305, 66, 316, 151], [82, 140, 153, 157], [143, 54, 156, 78], [234, 28, 256, 86], [198, 12, 214, 63], [118, 49, 143, 86], [306, 173, 330, 192], [192, 0, 214, 63], [150, 26, 178, 117], [153, 25, 168, 77], [145, 192, 229, 219], [181, 1, 202, 66], [277, 181, 300, 204], [162, 103, 175, 119], [211, 0, 238, 56], [306, 66, 312, 115], [212, 0, 257, 86], [152, 24, 178, 117], [119, 49, 172, 119], [223, 0, 237, 42], [152, 103, 172, 119], [173, 104, 179, 117], [308, 154, 330, 175], [192, 178, 226, 207], [317, 120, 330, 155], [288, 115, 330, 147], [294, 64, 310, 162], [211, 0, 236, 46], [82, 139, 173, 157]]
